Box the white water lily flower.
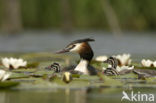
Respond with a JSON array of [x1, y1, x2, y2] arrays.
[[116, 66, 134, 72], [1, 57, 27, 69], [0, 70, 11, 81], [114, 54, 132, 66], [141, 59, 153, 67], [153, 61, 156, 67], [95, 55, 108, 62]]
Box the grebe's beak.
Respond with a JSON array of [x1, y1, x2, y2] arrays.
[[55, 48, 69, 54]]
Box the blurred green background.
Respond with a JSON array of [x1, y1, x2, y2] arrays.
[[0, 0, 156, 33]]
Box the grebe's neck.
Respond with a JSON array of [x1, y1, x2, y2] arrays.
[[75, 59, 89, 75], [74, 42, 94, 75], [78, 42, 94, 62]]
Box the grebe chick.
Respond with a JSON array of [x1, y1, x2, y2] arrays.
[[103, 57, 133, 75], [103, 57, 119, 76], [45, 62, 61, 73]]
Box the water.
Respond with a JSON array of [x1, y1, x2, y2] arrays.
[[0, 31, 156, 58], [1, 87, 156, 103], [1, 31, 156, 103], [0, 88, 122, 103]]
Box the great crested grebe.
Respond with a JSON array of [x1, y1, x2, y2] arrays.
[[56, 38, 97, 75]]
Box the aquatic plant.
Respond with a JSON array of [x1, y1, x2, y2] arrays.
[[116, 66, 134, 72], [0, 70, 11, 81], [95, 55, 108, 62], [103, 65, 134, 72], [114, 54, 132, 66], [1, 57, 27, 69], [141, 59, 156, 67], [62, 72, 72, 83]]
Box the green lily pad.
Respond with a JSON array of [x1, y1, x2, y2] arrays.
[[33, 70, 54, 76], [12, 69, 37, 73], [1, 52, 156, 90], [0, 81, 19, 89], [27, 62, 39, 68], [10, 72, 30, 79], [135, 66, 156, 70]]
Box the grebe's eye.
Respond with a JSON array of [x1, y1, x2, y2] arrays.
[[68, 45, 75, 49], [72, 44, 76, 48]]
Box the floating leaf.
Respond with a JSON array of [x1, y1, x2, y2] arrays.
[[27, 62, 39, 68], [12, 69, 36, 73], [135, 66, 156, 70], [0, 81, 19, 89], [10, 72, 30, 79]]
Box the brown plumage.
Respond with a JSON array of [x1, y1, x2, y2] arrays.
[[56, 38, 97, 75], [78, 42, 94, 61]]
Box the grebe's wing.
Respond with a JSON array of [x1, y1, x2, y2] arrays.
[[62, 65, 76, 71], [88, 65, 97, 75], [69, 70, 83, 75]]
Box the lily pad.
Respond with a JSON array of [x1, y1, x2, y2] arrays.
[[27, 62, 39, 68], [0, 81, 19, 89], [12, 69, 37, 73], [10, 72, 30, 79]]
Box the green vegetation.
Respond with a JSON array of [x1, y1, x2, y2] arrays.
[[0, 0, 156, 31], [1, 53, 156, 90]]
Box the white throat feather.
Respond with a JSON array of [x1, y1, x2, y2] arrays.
[[74, 59, 89, 75]]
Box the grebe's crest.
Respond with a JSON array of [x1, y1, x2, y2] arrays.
[[69, 38, 95, 44], [66, 38, 94, 52], [56, 38, 94, 54]]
